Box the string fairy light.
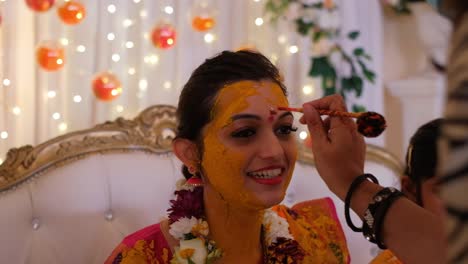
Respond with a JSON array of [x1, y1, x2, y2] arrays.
[[288, 45, 299, 54], [76, 45, 86, 52], [164, 6, 174, 14], [254, 17, 264, 26], [0, 131, 8, 139], [125, 41, 134, 49], [115, 105, 124, 113], [111, 53, 121, 62], [47, 90, 57, 98], [302, 84, 314, 95], [58, 122, 68, 132], [139, 79, 148, 91], [277, 35, 287, 44], [107, 4, 116, 14], [299, 131, 308, 140], [73, 95, 82, 103], [204, 33, 215, 43], [122, 19, 133, 28], [2, 79, 10, 86], [107, 33, 116, 40], [163, 81, 172, 89], [60, 38, 69, 46], [12, 106, 21, 115], [52, 112, 61, 120]]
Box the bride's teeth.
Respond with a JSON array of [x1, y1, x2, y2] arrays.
[[248, 168, 282, 178]]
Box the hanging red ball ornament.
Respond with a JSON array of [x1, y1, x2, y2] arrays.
[[151, 23, 176, 49], [92, 72, 122, 102], [57, 0, 86, 25], [25, 0, 55, 12], [192, 16, 215, 32], [36, 40, 65, 71], [190, 0, 216, 32]]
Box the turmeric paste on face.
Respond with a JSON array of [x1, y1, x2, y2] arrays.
[[201, 80, 294, 208]]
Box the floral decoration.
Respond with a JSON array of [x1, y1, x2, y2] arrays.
[[167, 178, 305, 264], [265, 0, 375, 112]]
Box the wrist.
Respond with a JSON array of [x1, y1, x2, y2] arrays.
[[350, 180, 383, 218]]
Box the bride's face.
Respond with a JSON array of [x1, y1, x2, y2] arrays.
[[201, 80, 297, 209]]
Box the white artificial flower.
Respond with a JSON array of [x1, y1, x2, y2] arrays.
[[318, 9, 340, 31], [263, 209, 293, 245], [301, 8, 318, 23], [169, 217, 199, 239], [174, 238, 208, 264]]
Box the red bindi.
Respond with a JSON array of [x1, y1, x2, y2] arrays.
[[268, 108, 277, 122]]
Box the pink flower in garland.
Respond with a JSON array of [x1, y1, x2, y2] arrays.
[[167, 187, 204, 224]]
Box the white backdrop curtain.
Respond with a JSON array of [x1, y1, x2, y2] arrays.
[[0, 0, 383, 160]]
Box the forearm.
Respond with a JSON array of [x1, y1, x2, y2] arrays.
[[350, 181, 446, 264]]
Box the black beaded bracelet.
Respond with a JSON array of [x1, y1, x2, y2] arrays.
[[373, 191, 404, 249], [344, 173, 379, 232], [362, 187, 399, 243]]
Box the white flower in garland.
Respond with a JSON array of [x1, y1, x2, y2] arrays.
[[173, 238, 208, 264], [263, 209, 294, 245], [169, 217, 208, 240]]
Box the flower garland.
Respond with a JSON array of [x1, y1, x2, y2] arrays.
[[167, 178, 305, 264]]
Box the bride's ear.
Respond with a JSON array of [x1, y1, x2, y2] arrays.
[[172, 138, 200, 166]]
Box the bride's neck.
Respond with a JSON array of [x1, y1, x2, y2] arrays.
[[204, 186, 264, 262]]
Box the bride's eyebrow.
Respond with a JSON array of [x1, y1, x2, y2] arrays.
[[278, 112, 293, 120], [230, 114, 262, 121]]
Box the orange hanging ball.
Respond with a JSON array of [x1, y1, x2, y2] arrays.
[[57, 0, 86, 25], [92, 72, 122, 102], [192, 16, 215, 31], [25, 0, 55, 12], [151, 23, 176, 49], [36, 40, 65, 71]]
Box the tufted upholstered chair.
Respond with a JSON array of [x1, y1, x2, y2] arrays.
[[0, 105, 403, 264]]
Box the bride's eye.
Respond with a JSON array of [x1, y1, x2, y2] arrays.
[[275, 125, 298, 135], [231, 128, 256, 138]]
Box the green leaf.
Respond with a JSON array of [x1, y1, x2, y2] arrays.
[[264, 0, 291, 22], [187, 258, 196, 264], [295, 18, 315, 36], [353, 48, 364, 56], [313, 30, 325, 42], [309, 57, 336, 79], [324, 86, 336, 96], [357, 60, 376, 83], [353, 76, 363, 97], [348, 31, 360, 40], [364, 70, 376, 83], [352, 104, 366, 113], [341, 76, 363, 97]]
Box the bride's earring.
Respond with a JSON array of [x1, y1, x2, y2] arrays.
[[186, 164, 203, 187]]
